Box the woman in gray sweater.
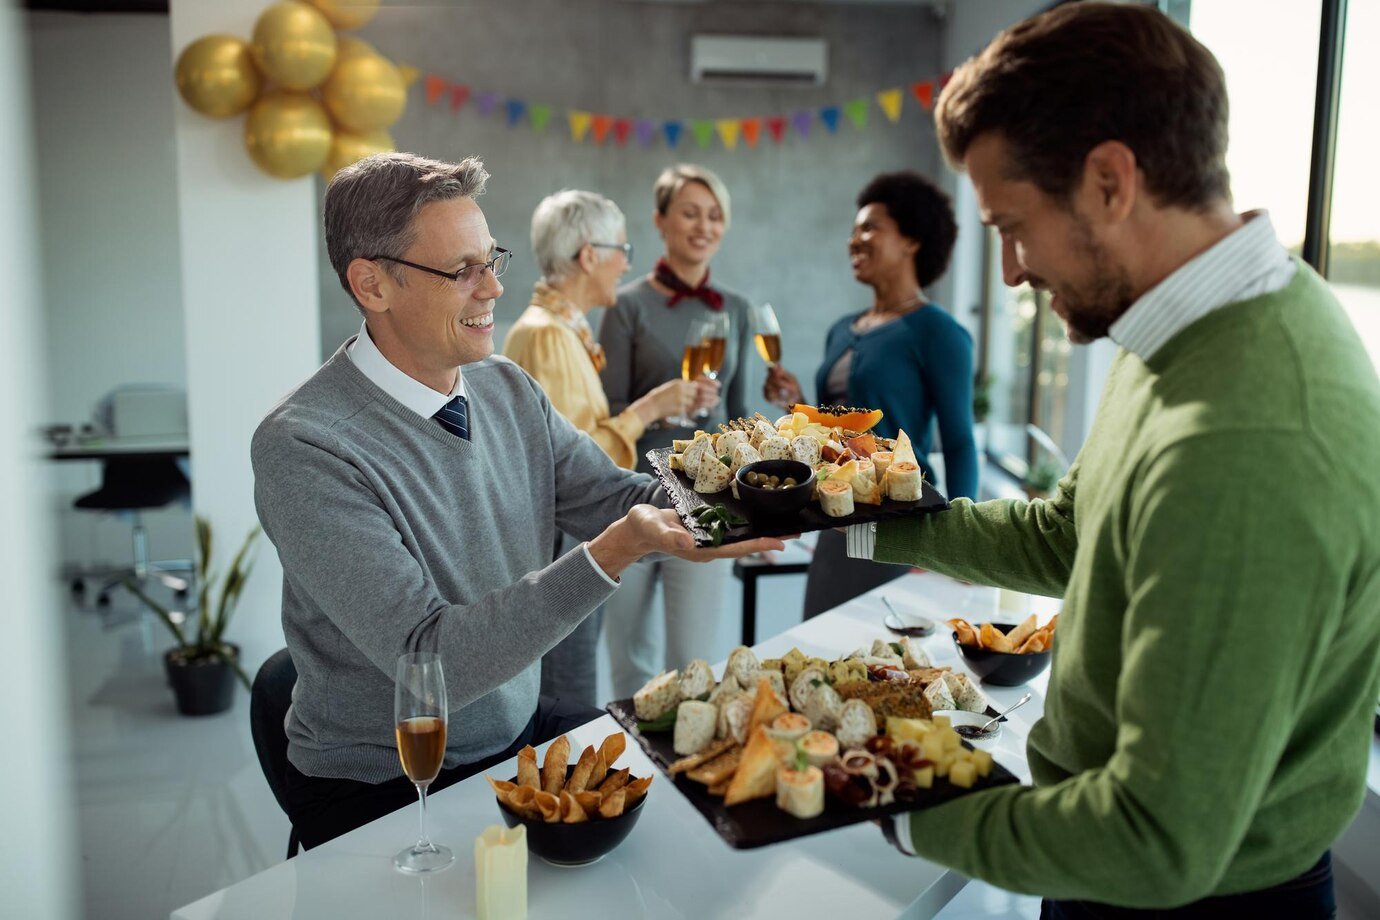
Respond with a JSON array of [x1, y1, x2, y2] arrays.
[[598, 164, 754, 698]]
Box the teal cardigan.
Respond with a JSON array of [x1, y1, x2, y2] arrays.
[[814, 304, 977, 500]]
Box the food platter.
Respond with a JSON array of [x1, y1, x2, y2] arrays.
[[606, 697, 1016, 849], [648, 447, 950, 547]]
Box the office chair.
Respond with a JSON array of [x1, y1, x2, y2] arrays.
[[70, 456, 195, 607], [250, 648, 300, 859]]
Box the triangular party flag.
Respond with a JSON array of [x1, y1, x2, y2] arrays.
[[715, 119, 740, 150], [591, 114, 613, 145], [613, 118, 633, 146], [877, 88, 903, 123], [911, 80, 935, 110], [425, 74, 447, 106], [664, 121, 683, 148], [691, 119, 715, 149], [569, 111, 592, 143], [791, 110, 812, 139], [504, 99, 526, 127], [766, 116, 787, 143], [635, 119, 656, 147], [741, 117, 761, 148], [449, 84, 470, 113], [476, 92, 499, 116], [529, 104, 552, 132], [398, 64, 420, 88], [819, 106, 841, 134], [844, 99, 868, 130]]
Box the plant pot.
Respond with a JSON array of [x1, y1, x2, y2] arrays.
[[164, 644, 239, 716]]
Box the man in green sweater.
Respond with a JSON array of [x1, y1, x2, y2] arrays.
[[852, 5, 1380, 917]]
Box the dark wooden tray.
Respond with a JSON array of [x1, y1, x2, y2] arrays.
[[647, 447, 950, 547], [606, 698, 1018, 850]]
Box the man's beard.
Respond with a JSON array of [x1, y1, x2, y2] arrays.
[[1055, 218, 1135, 344]]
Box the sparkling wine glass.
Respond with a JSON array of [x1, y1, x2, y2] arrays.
[[671, 318, 711, 428], [750, 303, 792, 407], [394, 651, 454, 874], [697, 313, 731, 418]]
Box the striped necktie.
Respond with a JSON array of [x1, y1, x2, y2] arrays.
[[434, 394, 469, 440]]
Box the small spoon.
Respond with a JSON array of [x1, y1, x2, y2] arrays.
[[975, 692, 1033, 734], [881, 594, 935, 637]]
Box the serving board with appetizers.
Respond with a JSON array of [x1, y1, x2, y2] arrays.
[[649, 404, 950, 547], [605, 640, 1018, 849]]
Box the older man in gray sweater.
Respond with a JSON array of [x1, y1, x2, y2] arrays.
[[251, 152, 782, 850]]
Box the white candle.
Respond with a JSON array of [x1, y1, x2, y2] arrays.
[[474, 824, 527, 920]]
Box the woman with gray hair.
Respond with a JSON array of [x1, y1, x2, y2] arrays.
[[504, 189, 696, 704]]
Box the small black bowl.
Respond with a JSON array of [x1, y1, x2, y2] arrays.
[[735, 459, 815, 520], [494, 766, 648, 867], [953, 622, 1053, 686]]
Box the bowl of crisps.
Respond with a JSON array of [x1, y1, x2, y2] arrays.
[[950, 615, 1055, 686], [488, 732, 651, 867]]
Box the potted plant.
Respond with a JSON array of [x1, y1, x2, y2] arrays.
[[127, 516, 261, 716]]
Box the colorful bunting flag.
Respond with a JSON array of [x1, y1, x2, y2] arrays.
[[635, 119, 657, 148], [766, 116, 787, 144], [613, 118, 633, 146], [691, 119, 714, 149], [716, 119, 740, 150], [425, 74, 446, 106], [476, 92, 499, 116], [450, 84, 470, 113], [664, 121, 683, 148], [591, 114, 613, 145], [569, 111, 592, 143], [504, 99, 526, 127], [819, 106, 841, 134], [911, 80, 935, 110], [844, 99, 868, 130], [529, 104, 552, 132], [741, 117, 761, 148], [877, 89, 903, 123], [791, 110, 812, 139]]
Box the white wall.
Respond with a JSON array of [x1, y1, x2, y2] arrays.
[[170, 0, 323, 667], [0, 3, 77, 917], [28, 11, 192, 571]]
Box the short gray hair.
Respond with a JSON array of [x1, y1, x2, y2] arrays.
[[324, 152, 490, 314], [530, 189, 626, 284], [653, 163, 731, 230]]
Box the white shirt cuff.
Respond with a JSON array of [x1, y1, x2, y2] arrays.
[[845, 522, 878, 560], [892, 812, 918, 856], [581, 542, 620, 588]]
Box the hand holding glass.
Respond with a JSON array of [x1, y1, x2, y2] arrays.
[[670, 319, 710, 428], [394, 652, 454, 874]]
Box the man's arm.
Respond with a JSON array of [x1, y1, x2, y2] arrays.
[[896, 431, 1342, 907]]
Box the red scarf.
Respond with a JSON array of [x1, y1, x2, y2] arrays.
[[654, 257, 724, 311]]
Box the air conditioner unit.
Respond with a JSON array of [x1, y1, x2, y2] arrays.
[[690, 35, 828, 86]]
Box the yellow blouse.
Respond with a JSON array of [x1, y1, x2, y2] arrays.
[[503, 304, 646, 469]]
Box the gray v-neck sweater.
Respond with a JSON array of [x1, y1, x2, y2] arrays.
[[252, 343, 664, 782]]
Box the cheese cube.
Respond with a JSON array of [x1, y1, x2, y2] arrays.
[[949, 761, 977, 788]]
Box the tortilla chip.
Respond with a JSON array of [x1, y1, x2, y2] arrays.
[[598, 733, 626, 769], [624, 775, 653, 804], [598, 767, 630, 794], [541, 736, 571, 796], [534, 790, 560, 823], [1018, 633, 1048, 654], [517, 745, 540, 789], [1006, 614, 1038, 649], [669, 737, 735, 776], [568, 746, 597, 793], [707, 779, 730, 797], [560, 791, 588, 824], [598, 789, 626, 819]]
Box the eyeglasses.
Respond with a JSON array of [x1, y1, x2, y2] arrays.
[[369, 248, 512, 289], [579, 242, 634, 262]]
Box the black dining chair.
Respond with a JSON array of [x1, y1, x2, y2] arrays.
[[250, 648, 300, 859]]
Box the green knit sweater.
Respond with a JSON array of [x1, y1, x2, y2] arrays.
[[877, 264, 1380, 907]]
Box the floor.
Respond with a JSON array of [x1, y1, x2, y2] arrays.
[[66, 563, 1050, 920]]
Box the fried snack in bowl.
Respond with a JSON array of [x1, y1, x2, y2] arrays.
[[492, 732, 651, 867], [951, 620, 1055, 686]]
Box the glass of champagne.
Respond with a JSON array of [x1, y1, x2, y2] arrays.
[[394, 651, 454, 874], [750, 303, 791, 407], [671, 319, 710, 428], [698, 313, 730, 418]]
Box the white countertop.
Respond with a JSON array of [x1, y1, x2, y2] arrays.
[[173, 572, 1055, 920]]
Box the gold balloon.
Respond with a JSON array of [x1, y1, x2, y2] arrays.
[[251, 1, 337, 91], [333, 35, 377, 63], [321, 53, 406, 132], [244, 91, 333, 179], [306, 0, 380, 30], [174, 35, 261, 118], [320, 129, 395, 179]]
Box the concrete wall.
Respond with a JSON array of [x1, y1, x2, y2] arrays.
[[325, 0, 948, 417]]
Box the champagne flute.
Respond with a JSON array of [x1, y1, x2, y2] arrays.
[[697, 313, 730, 419], [671, 319, 710, 428], [394, 651, 454, 874], [750, 303, 792, 407]]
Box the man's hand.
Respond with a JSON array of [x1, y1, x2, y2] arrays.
[[586, 505, 789, 580]]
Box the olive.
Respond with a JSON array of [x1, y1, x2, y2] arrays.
[[783, 478, 797, 487]]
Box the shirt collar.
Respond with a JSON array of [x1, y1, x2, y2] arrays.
[[1109, 211, 1296, 360], [346, 321, 465, 419]]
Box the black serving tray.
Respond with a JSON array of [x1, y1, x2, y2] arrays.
[[606, 698, 1018, 850], [648, 448, 950, 547]]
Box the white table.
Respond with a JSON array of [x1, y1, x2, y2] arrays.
[[173, 572, 1055, 920]]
